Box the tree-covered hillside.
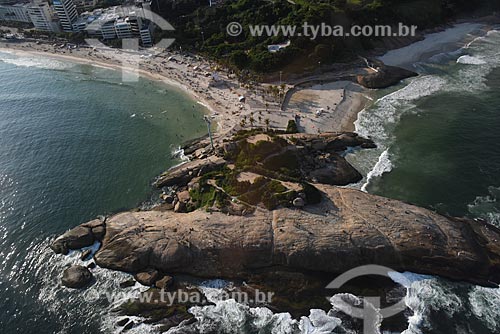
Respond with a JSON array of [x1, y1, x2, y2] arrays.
[[153, 0, 499, 72]]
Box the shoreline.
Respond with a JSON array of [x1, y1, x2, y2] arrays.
[[0, 45, 219, 118], [0, 41, 370, 137]]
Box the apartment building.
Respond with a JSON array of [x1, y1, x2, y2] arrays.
[[27, 0, 59, 32], [0, 2, 31, 23], [52, 0, 78, 31]]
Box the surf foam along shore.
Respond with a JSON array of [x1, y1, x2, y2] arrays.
[[378, 23, 484, 69], [350, 24, 500, 192]]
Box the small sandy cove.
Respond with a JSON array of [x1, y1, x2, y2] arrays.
[[0, 39, 370, 136]]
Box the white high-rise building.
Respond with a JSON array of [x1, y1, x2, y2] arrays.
[[52, 0, 77, 32], [0, 3, 31, 23], [27, 0, 58, 32]]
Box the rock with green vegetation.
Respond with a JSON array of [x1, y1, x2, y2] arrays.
[[55, 185, 500, 288]]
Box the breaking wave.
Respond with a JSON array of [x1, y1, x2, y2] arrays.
[[468, 186, 500, 228], [352, 27, 500, 192], [388, 272, 500, 334], [0, 51, 74, 70], [456, 55, 487, 65]]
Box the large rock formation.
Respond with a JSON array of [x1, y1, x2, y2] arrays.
[[50, 218, 105, 255], [357, 64, 418, 89], [53, 185, 500, 287]]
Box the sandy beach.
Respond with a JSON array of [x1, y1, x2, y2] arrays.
[[0, 38, 370, 137]]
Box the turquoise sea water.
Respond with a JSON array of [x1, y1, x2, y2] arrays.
[[0, 51, 207, 333]]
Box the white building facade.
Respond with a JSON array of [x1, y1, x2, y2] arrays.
[[27, 1, 58, 32], [0, 3, 31, 23]]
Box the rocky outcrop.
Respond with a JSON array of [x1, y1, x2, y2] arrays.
[[134, 269, 160, 286], [308, 154, 362, 185], [51, 219, 105, 255], [357, 65, 418, 89], [54, 185, 500, 287], [62, 265, 93, 289], [155, 156, 226, 188]]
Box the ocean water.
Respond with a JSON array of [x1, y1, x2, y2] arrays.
[[347, 27, 500, 334], [0, 51, 208, 333], [2, 28, 500, 334]]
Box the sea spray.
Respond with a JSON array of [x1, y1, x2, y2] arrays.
[[361, 149, 392, 192], [468, 186, 500, 228], [0, 51, 74, 70]]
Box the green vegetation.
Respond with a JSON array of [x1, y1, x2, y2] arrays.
[[154, 0, 499, 72], [187, 132, 322, 211], [286, 120, 299, 134]]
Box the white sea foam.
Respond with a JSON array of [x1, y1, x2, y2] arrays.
[[352, 75, 447, 190], [468, 186, 500, 228], [0, 54, 73, 70], [171, 146, 189, 163], [361, 149, 392, 192], [299, 309, 342, 333], [355, 75, 447, 142], [468, 286, 500, 332], [456, 55, 487, 65], [165, 283, 366, 334], [352, 28, 500, 192], [379, 23, 483, 68], [9, 237, 155, 334], [388, 271, 500, 334]]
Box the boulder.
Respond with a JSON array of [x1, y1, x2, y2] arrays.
[[173, 201, 186, 213], [119, 279, 136, 288], [51, 226, 94, 255], [80, 249, 92, 261], [116, 318, 129, 327], [50, 219, 105, 254], [309, 155, 362, 186], [324, 133, 376, 151], [176, 190, 191, 203], [61, 265, 93, 289], [155, 157, 225, 188], [155, 275, 174, 289], [134, 269, 160, 286], [357, 65, 418, 89], [161, 194, 175, 204], [121, 320, 134, 332], [91, 226, 105, 240]]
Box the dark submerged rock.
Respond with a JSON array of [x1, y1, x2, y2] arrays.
[[61, 265, 93, 289]]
